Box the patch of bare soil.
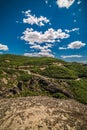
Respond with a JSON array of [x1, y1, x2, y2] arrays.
[[0, 96, 87, 130]]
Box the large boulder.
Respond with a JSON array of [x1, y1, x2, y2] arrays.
[[0, 97, 87, 130]]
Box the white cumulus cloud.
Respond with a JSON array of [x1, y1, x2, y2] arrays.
[[21, 28, 70, 44], [59, 41, 86, 50], [61, 55, 82, 58], [24, 51, 54, 57], [56, 0, 75, 9], [23, 10, 50, 26], [0, 43, 9, 51], [24, 42, 54, 57], [68, 41, 86, 49], [30, 44, 52, 51]]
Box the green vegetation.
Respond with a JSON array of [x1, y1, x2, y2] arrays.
[[67, 79, 87, 104], [40, 65, 77, 79], [0, 54, 65, 67], [0, 54, 87, 104], [18, 72, 32, 82], [53, 92, 67, 99], [65, 62, 87, 78]]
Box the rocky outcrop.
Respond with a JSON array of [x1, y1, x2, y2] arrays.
[[9, 81, 23, 95], [9, 87, 19, 95], [0, 76, 74, 98], [39, 78, 73, 98], [0, 97, 87, 130], [17, 81, 23, 91]]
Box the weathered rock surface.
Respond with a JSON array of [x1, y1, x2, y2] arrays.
[[0, 96, 87, 130]]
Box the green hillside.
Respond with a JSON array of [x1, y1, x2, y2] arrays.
[[0, 54, 87, 104]]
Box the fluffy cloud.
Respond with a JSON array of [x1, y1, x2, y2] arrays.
[[25, 42, 54, 57], [30, 44, 52, 51], [59, 41, 86, 50], [68, 41, 86, 49], [23, 10, 50, 26], [21, 28, 70, 44], [21, 27, 80, 58], [0, 43, 9, 51], [21, 27, 70, 58], [56, 0, 75, 9], [24, 51, 54, 57], [61, 55, 82, 58]]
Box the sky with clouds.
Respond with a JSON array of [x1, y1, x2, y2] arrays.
[[0, 0, 87, 63]]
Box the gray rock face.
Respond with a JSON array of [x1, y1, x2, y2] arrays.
[[0, 97, 87, 130]]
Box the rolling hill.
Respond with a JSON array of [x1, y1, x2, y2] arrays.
[[0, 54, 87, 104]]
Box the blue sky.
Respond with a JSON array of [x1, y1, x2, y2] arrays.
[[0, 0, 87, 63]]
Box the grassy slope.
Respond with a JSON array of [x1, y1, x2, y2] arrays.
[[0, 54, 87, 104]]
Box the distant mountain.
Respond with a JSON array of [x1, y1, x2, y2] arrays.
[[0, 54, 87, 104]]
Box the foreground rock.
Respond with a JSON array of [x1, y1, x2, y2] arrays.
[[0, 96, 87, 130]]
